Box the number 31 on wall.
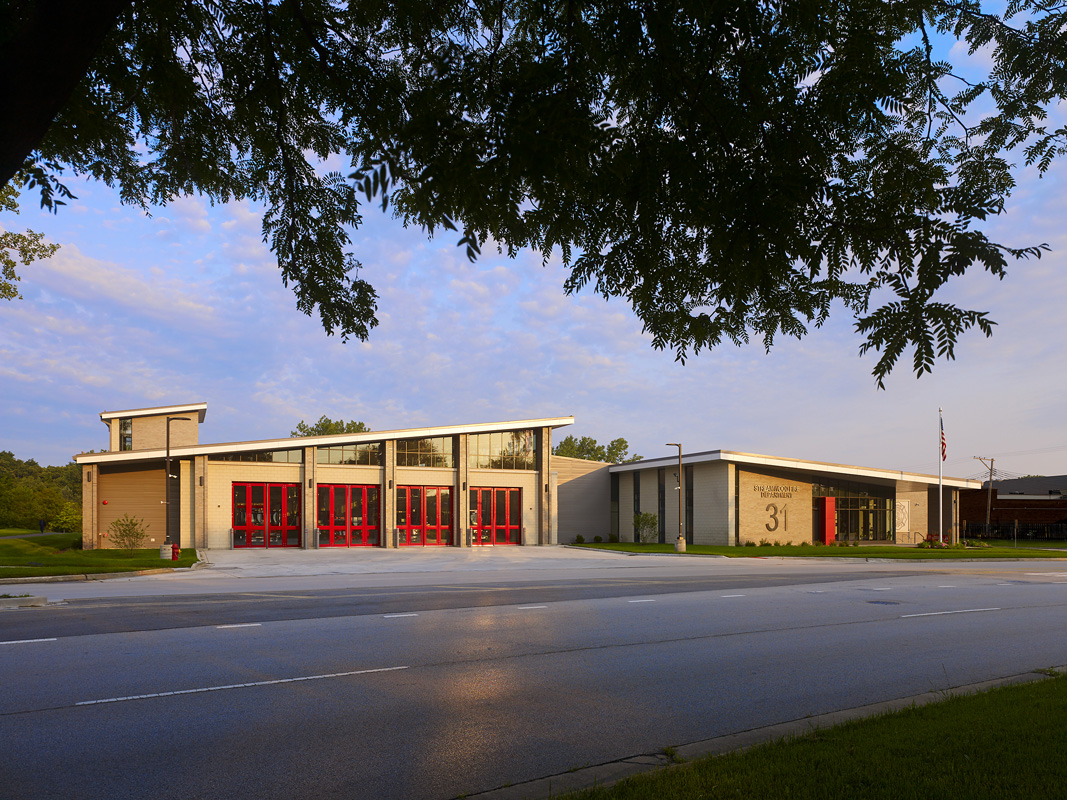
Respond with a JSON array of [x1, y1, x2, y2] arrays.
[[765, 503, 787, 532]]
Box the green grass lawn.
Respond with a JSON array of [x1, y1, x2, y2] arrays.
[[0, 531, 197, 578], [562, 673, 1067, 800], [0, 527, 49, 537], [572, 542, 1067, 559], [981, 538, 1067, 550]]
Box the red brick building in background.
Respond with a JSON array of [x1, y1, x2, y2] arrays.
[[960, 475, 1067, 539]]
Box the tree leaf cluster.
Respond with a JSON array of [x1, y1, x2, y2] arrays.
[[0, 182, 59, 300], [4, 1, 1065, 382], [0, 451, 81, 531], [290, 415, 371, 437], [553, 434, 641, 463]]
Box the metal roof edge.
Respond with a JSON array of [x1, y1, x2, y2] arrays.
[[609, 449, 980, 488], [74, 416, 575, 464]]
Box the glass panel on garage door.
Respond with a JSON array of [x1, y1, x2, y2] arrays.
[[398, 486, 452, 546], [469, 488, 521, 545], [232, 482, 300, 548], [317, 484, 380, 547]]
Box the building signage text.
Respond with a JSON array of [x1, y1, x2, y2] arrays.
[[753, 483, 800, 499]]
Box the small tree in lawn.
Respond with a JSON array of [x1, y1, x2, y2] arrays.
[[108, 514, 149, 554], [634, 512, 659, 544]]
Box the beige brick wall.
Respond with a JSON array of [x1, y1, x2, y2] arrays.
[[467, 470, 539, 545], [554, 456, 610, 543], [737, 469, 813, 545], [204, 462, 304, 548], [693, 461, 734, 546], [81, 464, 97, 549], [131, 415, 199, 451], [895, 489, 928, 544]]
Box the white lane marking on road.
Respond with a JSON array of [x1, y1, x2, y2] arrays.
[[1, 637, 57, 645], [518, 606, 547, 610], [383, 613, 418, 618], [870, 588, 893, 591], [901, 608, 1000, 618], [807, 590, 826, 594], [997, 583, 1014, 586], [77, 666, 409, 706], [216, 623, 261, 629], [721, 594, 745, 598], [628, 599, 656, 603]]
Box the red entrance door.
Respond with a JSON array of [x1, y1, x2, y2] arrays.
[[469, 488, 521, 545], [397, 486, 452, 545], [317, 485, 380, 546], [232, 483, 301, 548]]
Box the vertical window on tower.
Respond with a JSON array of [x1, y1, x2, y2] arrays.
[[119, 418, 133, 451], [633, 472, 640, 514]]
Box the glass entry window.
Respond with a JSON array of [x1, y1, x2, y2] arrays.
[[232, 482, 301, 548], [397, 486, 452, 545], [317, 484, 380, 546], [469, 488, 522, 545]]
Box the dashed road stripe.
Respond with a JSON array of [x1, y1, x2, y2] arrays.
[[901, 608, 999, 619], [77, 666, 409, 706], [1, 637, 56, 645]]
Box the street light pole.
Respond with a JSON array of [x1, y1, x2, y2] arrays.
[[666, 443, 683, 552], [165, 416, 191, 545]]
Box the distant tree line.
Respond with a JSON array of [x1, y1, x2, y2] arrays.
[[0, 451, 81, 531], [553, 435, 641, 464]]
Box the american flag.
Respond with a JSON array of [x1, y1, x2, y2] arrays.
[[940, 416, 947, 462]]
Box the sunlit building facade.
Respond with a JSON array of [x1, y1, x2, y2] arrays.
[[75, 403, 582, 550], [605, 451, 980, 546]]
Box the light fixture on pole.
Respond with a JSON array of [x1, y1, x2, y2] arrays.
[[666, 443, 684, 552], [165, 416, 191, 546]]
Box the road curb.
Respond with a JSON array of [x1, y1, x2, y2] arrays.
[[564, 546, 1067, 563], [466, 666, 1067, 800], [0, 565, 201, 585]]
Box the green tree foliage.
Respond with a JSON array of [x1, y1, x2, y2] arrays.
[[1, 183, 59, 299], [0, 451, 81, 529], [290, 416, 370, 437], [554, 435, 641, 463], [3, 2, 1065, 382]]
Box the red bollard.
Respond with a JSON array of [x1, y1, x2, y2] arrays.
[[172, 543, 180, 561]]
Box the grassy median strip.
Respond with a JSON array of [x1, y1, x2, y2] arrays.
[[0, 531, 197, 578], [572, 542, 1067, 559], [562, 673, 1067, 800]]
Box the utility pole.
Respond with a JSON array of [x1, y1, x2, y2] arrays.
[[973, 456, 995, 539]]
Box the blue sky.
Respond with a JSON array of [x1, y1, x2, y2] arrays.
[[3, 42, 1067, 479]]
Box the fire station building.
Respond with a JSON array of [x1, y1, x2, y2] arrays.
[[74, 402, 980, 550], [75, 402, 595, 550]]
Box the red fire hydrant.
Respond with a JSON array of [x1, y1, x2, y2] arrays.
[[171, 543, 181, 561]]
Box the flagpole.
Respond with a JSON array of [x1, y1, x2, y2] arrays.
[[939, 408, 944, 544]]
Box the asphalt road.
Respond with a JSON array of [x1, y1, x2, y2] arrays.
[[3, 559, 1066, 800]]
